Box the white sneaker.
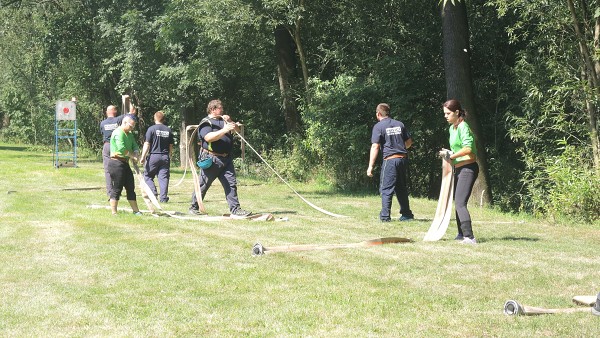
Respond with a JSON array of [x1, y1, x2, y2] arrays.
[[460, 237, 477, 245]]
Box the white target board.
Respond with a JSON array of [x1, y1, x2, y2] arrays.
[[56, 100, 77, 120]]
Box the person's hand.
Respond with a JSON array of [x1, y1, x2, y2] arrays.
[[139, 156, 145, 165], [223, 122, 236, 133], [222, 114, 232, 123], [367, 166, 374, 177], [439, 148, 453, 160]]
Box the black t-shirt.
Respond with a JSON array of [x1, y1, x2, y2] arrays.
[[198, 117, 233, 154], [100, 115, 124, 143], [145, 124, 174, 155], [370, 118, 411, 159]]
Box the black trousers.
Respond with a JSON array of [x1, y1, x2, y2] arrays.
[[454, 162, 479, 238], [107, 159, 136, 201]]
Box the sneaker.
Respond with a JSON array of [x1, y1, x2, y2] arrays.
[[133, 211, 143, 216], [380, 218, 391, 222], [460, 237, 477, 245], [230, 208, 252, 219], [399, 215, 414, 221], [189, 207, 207, 216], [454, 234, 464, 241], [593, 292, 600, 316]]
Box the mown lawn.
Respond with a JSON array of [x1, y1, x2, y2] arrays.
[[0, 143, 598, 336]]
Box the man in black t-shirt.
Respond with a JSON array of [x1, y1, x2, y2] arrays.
[[189, 99, 251, 218], [140, 111, 174, 203], [367, 103, 414, 222], [100, 105, 124, 198]]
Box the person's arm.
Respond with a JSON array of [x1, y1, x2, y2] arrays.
[[367, 143, 380, 177], [405, 137, 413, 149], [204, 123, 236, 143], [140, 141, 150, 164], [169, 144, 173, 159]]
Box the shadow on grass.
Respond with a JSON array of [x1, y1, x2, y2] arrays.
[[0, 145, 29, 151], [478, 236, 540, 243]]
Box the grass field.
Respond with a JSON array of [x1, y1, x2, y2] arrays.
[[1, 143, 599, 336]]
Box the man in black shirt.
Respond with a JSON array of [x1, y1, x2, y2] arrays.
[[367, 103, 414, 222], [140, 111, 174, 203], [189, 100, 251, 218]]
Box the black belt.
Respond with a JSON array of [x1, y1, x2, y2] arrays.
[[110, 157, 128, 163], [206, 150, 228, 157]]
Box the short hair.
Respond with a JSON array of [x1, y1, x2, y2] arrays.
[[122, 116, 135, 126], [376, 103, 390, 117], [154, 111, 165, 123], [207, 99, 222, 114], [106, 105, 117, 116]]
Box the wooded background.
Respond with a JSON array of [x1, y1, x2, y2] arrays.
[[0, 0, 598, 222]]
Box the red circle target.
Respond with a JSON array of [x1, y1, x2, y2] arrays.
[[63, 107, 70, 114]]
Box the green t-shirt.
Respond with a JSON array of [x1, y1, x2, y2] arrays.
[[448, 121, 477, 165], [110, 127, 139, 159]]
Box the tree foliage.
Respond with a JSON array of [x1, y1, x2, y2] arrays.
[[0, 0, 598, 221]]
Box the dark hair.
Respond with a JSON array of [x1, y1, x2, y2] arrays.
[[376, 103, 390, 117], [207, 99, 222, 114], [443, 99, 466, 118]]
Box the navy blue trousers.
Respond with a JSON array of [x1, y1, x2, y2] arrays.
[[144, 154, 170, 202], [102, 142, 111, 197], [379, 157, 413, 220], [190, 155, 241, 213]]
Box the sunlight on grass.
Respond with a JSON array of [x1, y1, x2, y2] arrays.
[[0, 145, 599, 336]]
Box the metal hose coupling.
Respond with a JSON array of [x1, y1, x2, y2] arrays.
[[593, 292, 600, 316], [252, 243, 265, 256], [503, 300, 523, 316]]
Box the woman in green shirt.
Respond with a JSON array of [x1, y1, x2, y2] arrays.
[[439, 99, 479, 244]]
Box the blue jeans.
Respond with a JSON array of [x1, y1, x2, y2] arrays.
[[379, 157, 413, 220]]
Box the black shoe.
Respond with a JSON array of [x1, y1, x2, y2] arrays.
[[189, 207, 207, 216], [454, 234, 464, 241], [230, 208, 252, 219], [380, 218, 391, 222], [399, 215, 414, 221]]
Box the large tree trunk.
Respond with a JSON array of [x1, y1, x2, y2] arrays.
[[274, 25, 301, 133], [441, 1, 492, 205]]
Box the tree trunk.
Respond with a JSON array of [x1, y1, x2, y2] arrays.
[[441, 0, 493, 204], [274, 25, 301, 133], [179, 104, 199, 168], [291, 0, 309, 92], [567, 0, 600, 173]]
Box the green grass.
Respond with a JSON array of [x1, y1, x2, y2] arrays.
[[1, 143, 599, 336]]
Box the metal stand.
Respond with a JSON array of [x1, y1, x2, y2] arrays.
[[53, 115, 78, 168]]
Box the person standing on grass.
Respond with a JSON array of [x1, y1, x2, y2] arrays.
[[108, 116, 142, 216], [367, 103, 415, 222], [439, 99, 479, 245], [140, 111, 174, 203], [100, 105, 125, 198], [189, 99, 252, 218]]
